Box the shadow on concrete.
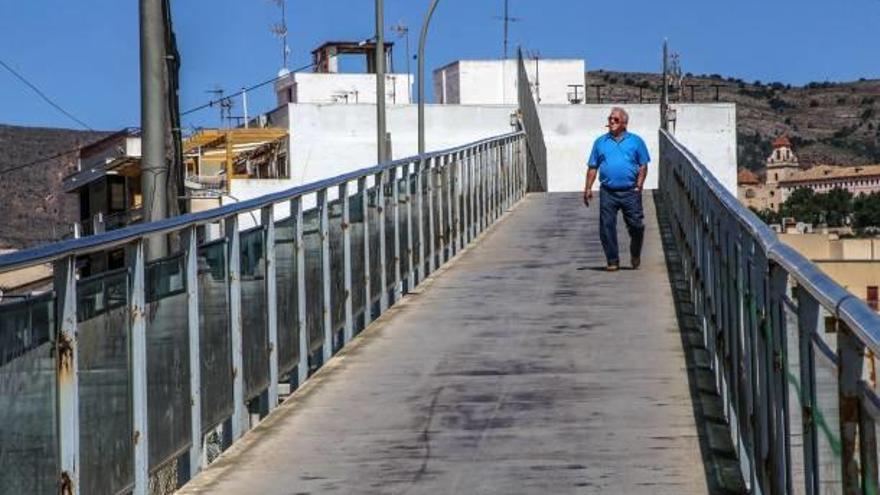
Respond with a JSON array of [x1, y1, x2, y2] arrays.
[[653, 190, 748, 495]]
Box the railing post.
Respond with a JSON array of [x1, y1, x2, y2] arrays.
[[481, 144, 488, 231], [318, 189, 332, 363], [225, 216, 247, 439], [340, 182, 354, 344], [129, 239, 149, 495], [446, 154, 455, 258], [455, 151, 464, 253], [465, 149, 474, 244], [261, 206, 279, 409], [436, 156, 446, 265], [183, 226, 203, 475], [416, 160, 426, 284], [405, 162, 415, 292], [427, 157, 436, 274], [767, 262, 788, 495], [359, 178, 372, 327], [860, 387, 879, 495], [54, 254, 80, 495], [392, 165, 402, 300], [377, 171, 389, 312], [838, 319, 865, 495], [292, 198, 309, 386]]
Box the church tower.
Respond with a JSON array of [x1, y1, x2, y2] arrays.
[[765, 135, 800, 211]]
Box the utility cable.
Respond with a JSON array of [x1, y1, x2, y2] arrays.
[[0, 64, 315, 178], [0, 58, 94, 131]]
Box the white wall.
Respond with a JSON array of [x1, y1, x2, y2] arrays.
[[434, 60, 585, 105], [538, 103, 737, 193], [275, 73, 412, 105], [287, 103, 517, 187], [220, 102, 736, 221]]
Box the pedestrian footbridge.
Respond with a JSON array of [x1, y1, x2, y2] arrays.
[[3, 100, 880, 495]]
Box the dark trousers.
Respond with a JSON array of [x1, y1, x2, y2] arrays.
[[599, 188, 645, 265]]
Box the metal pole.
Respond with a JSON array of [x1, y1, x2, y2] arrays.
[[661, 39, 669, 131], [376, 0, 388, 163], [418, 0, 442, 155], [242, 87, 249, 128], [140, 0, 168, 260]]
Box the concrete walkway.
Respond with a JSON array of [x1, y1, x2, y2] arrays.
[[180, 193, 715, 494]]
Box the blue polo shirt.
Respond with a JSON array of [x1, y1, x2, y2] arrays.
[[587, 131, 650, 190]]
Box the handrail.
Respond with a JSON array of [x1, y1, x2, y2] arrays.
[[0, 131, 524, 274], [660, 128, 880, 494], [661, 129, 880, 352]]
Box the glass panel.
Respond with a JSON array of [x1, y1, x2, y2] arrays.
[[240, 227, 269, 400], [813, 340, 842, 494], [0, 294, 57, 495], [783, 300, 806, 495], [303, 207, 324, 358], [328, 199, 345, 349], [198, 240, 233, 432], [349, 191, 366, 333], [274, 218, 301, 377], [78, 271, 133, 494], [145, 253, 192, 471]]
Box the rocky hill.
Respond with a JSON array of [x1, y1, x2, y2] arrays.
[[585, 70, 880, 173], [0, 125, 109, 249]]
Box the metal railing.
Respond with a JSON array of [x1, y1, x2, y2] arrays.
[[517, 48, 547, 193], [660, 128, 880, 495], [0, 131, 528, 495]]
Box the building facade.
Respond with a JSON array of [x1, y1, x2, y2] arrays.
[[738, 135, 880, 212], [432, 59, 586, 105]]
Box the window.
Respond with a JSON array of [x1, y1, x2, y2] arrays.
[[868, 286, 878, 311], [774, 173, 778, 181], [109, 179, 126, 211], [745, 189, 756, 199]]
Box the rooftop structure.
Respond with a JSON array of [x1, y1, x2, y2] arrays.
[[275, 41, 412, 105], [433, 59, 586, 105]]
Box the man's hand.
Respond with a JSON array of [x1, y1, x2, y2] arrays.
[[583, 189, 593, 206]]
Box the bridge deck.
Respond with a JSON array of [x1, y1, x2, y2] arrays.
[[181, 192, 716, 494]]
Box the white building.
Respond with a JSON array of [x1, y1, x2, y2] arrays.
[[275, 41, 412, 105], [433, 59, 586, 105]]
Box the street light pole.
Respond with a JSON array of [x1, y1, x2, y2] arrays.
[[376, 0, 388, 163], [418, 0, 441, 155]]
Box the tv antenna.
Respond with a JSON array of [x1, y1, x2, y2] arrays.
[[391, 21, 412, 103], [493, 0, 522, 59], [207, 87, 234, 128], [269, 0, 291, 71]]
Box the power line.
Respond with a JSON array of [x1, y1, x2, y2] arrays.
[[180, 61, 315, 117], [0, 64, 316, 178], [0, 58, 94, 131]]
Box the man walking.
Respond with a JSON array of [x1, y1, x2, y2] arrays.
[[583, 107, 649, 271]]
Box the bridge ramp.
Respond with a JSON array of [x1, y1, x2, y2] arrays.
[[181, 193, 712, 494]]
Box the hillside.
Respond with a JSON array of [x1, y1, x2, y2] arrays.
[[586, 70, 880, 172], [0, 125, 109, 249]]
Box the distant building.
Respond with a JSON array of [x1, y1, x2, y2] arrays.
[[738, 135, 880, 212], [778, 163, 880, 199], [274, 41, 412, 105], [780, 232, 880, 311], [433, 59, 586, 105]]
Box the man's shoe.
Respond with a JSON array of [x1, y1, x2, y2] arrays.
[[631, 257, 641, 270], [606, 264, 619, 272]]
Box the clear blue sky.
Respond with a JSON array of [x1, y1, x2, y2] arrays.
[[1, 0, 878, 131]]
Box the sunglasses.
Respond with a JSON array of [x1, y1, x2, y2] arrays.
[[607, 116, 621, 123]]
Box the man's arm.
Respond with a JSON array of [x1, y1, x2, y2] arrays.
[[584, 167, 598, 205], [635, 164, 648, 191]]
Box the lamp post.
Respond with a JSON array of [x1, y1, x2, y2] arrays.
[[418, 0, 441, 155]]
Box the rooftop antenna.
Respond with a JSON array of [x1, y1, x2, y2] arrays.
[[207, 86, 233, 127], [494, 0, 522, 59], [391, 21, 412, 103], [270, 0, 291, 73]]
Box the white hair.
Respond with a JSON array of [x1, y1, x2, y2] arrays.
[[610, 106, 630, 124]]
